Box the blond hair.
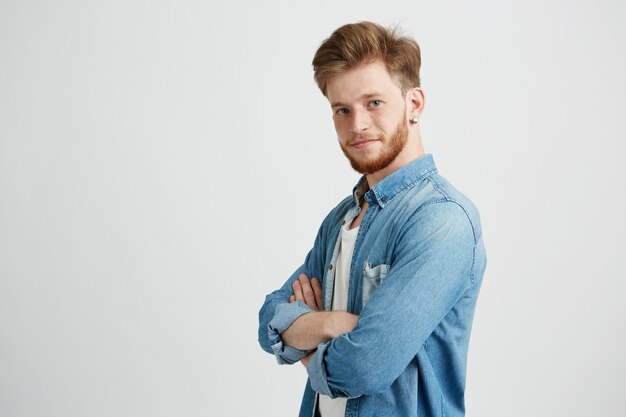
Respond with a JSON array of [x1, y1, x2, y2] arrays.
[[312, 21, 422, 97]]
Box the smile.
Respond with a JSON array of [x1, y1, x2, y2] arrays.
[[351, 139, 379, 148]]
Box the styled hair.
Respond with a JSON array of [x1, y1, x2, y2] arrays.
[[312, 21, 422, 97]]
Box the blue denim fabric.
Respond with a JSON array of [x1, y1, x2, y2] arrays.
[[258, 154, 487, 417], [268, 301, 314, 364]]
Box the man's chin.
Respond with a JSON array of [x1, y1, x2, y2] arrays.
[[349, 159, 387, 175]]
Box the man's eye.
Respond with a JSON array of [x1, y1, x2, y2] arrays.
[[369, 100, 382, 107], [337, 108, 349, 115]]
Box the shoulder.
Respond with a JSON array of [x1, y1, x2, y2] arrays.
[[402, 173, 483, 243]]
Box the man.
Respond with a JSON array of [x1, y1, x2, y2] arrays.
[[258, 21, 486, 417]]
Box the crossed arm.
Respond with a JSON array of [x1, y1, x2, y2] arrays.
[[283, 273, 359, 367], [261, 201, 479, 399]]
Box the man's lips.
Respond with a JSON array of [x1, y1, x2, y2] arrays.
[[351, 139, 379, 148]]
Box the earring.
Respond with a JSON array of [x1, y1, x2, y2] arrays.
[[410, 117, 419, 125]]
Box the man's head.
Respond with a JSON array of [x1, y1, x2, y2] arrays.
[[312, 22, 425, 179]]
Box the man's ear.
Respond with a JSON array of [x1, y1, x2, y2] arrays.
[[406, 87, 425, 118]]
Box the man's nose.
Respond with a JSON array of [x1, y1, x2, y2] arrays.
[[350, 109, 371, 133]]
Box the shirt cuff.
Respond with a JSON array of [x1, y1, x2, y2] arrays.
[[267, 300, 314, 365], [306, 340, 335, 397]]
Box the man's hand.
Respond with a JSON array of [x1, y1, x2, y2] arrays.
[[290, 273, 323, 311]]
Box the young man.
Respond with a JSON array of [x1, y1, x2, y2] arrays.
[[258, 21, 486, 417]]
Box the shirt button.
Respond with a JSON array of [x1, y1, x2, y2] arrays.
[[381, 195, 388, 203], [341, 220, 346, 225], [329, 264, 333, 271]]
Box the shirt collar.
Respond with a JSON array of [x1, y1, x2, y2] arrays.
[[351, 154, 438, 208]]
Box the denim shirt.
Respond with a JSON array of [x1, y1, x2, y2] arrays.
[[258, 154, 487, 417]]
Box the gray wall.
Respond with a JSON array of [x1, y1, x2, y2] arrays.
[[1, 0, 625, 416]]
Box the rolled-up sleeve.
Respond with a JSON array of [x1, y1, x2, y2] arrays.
[[306, 340, 340, 397], [258, 206, 338, 364], [267, 300, 315, 364]]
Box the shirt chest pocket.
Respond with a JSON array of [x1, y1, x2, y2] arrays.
[[362, 262, 390, 306]]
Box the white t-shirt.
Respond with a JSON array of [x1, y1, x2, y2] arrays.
[[318, 220, 359, 417]]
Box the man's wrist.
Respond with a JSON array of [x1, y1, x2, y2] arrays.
[[325, 311, 358, 338], [307, 311, 338, 341], [281, 310, 358, 351]]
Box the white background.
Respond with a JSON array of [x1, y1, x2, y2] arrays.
[[1, 1, 625, 416]]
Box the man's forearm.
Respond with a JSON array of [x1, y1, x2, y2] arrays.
[[281, 310, 359, 351]]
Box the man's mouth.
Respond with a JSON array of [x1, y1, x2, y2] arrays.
[[351, 139, 379, 148]]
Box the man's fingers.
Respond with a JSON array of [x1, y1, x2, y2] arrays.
[[290, 295, 295, 303], [292, 279, 304, 302], [292, 274, 323, 311], [298, 274, 318, 311], [311, 278, 323, 309]]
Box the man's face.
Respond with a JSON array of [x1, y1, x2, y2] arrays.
[[326, 59, 409, 175]]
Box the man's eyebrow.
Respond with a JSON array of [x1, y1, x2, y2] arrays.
[[331, 93, 385, 108]]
